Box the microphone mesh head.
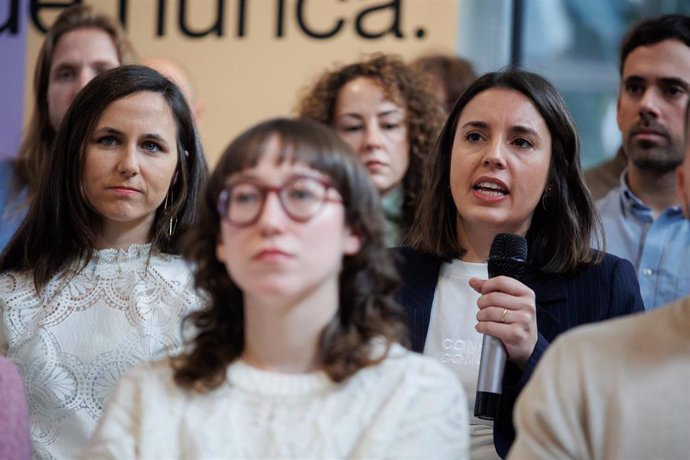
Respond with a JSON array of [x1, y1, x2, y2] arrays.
[[488, 233, 528, 279]]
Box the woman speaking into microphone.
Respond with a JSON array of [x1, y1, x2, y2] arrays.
[[395, 70, 644, 459]]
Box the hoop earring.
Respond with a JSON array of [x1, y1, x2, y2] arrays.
[[541, 185, 552, 211]]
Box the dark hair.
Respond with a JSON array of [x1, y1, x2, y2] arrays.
[[1, 65, 208, 290], [172, 118, 405, 392], [296, 53, 445, 241], [410, 53, 477, 113], [620, 14, 690, 73], [407, 70, 602, 274], [13, 4, 137, 202], [685, 99, 690, 141]]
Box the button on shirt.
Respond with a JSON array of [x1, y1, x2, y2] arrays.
[[597, 172, 690, 310]]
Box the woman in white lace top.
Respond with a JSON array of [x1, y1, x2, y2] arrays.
[[0, 65, 208, 459], [85, 118, 469, 459]]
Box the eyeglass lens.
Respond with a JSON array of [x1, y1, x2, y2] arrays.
[[220, 176, 331, 225]]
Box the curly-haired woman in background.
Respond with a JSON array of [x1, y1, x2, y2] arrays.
[[297, 54, 445, 246]]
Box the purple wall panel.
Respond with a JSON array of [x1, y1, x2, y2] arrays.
[[0, 0, 28, 160]]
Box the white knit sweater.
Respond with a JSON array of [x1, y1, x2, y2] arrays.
[[84, 343, 469, 459]]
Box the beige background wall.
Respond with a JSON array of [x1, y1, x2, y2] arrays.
[[25, 0, 458, 164]]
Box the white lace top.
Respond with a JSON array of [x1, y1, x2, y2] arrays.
[[84, 344, 469, 459], [0, 244, 200, 460]]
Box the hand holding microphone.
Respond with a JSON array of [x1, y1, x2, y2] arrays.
[[473, 233, 537, 420]]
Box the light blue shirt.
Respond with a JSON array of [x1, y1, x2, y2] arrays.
[[597, 171, 690, 310], [0, 160, 27, 253]]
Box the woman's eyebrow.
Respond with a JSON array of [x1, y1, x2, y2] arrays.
[[509, 125, 539, 137], [461, 120, 489, 130]]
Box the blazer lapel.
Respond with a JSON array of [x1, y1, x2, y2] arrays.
[[523, 269, 568, 341], [394, 248, 442, 352]]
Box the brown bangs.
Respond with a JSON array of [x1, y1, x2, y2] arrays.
[[212, 119, 357, 206]]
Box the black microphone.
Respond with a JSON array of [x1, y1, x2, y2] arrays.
[[474, 233, 528, 420]]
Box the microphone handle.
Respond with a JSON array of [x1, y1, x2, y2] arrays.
[[474, 334, 507, 420]]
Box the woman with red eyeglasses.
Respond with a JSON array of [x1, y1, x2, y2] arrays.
[[84, 118, 469, 459]]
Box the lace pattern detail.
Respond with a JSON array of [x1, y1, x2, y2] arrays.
[[0, 248, 200, 460]]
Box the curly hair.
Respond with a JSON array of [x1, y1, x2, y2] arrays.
[[172, 118, 407, 392], [295, 54, 445, 241]]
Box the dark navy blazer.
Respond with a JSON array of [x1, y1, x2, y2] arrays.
[[394, 246, 645, 458]]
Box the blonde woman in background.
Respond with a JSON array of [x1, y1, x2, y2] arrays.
[[0, 4, 137, 251]]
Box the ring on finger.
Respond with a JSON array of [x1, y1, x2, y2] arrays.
[[501, 308, 508, 324]]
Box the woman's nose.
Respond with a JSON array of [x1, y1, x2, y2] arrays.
[[481, 140, 507, 168], [256, 192, 286, 235], [363, 123, 383, 150], [118, 145, 140, 178]]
